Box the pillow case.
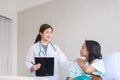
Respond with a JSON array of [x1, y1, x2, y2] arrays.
[[102, 52, 120, 80]]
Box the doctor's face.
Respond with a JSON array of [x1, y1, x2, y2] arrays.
[[80, 43, 89, 58], [40, 28, 53, 42]]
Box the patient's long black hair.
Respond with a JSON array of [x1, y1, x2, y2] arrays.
[[85, 40, 102, 64]]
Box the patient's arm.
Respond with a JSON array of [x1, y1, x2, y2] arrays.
[[77, 58, 96, 73], [68, 77, 74, 80]]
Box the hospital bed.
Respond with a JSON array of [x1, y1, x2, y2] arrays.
[[0, 76, 48, 80], [102, 52, 120, 80]]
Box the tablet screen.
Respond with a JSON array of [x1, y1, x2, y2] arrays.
[[35, 57, 54, 76]]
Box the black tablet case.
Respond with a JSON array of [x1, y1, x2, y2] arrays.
[[35, 57, 54, 76]]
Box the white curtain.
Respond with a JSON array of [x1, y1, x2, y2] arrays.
[[0, 15, 10, 75]]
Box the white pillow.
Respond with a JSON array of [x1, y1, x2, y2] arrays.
[[102, 52, 120, 80]]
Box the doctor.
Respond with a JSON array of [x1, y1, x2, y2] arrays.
[[25, 24, 72, 80]]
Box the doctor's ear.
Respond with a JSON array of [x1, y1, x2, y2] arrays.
[[40, 32, 42, 35]]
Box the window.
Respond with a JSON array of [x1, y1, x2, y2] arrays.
[[0, 15, 10, 75]]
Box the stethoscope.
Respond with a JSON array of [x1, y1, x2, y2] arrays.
[[38, 41, 56, 56]]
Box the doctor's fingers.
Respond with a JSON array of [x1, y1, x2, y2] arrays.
[[77, 58, 85, 64], [74, 58, 80, 62], [34, 63, 41, 71]]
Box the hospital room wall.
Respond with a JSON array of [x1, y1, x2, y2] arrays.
[[18, 0, 120, 79], [0, 0, 17, 76]]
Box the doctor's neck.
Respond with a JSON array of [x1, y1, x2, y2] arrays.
[[40, 39, 49, 45]]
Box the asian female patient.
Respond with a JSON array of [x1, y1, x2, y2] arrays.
[[66, 40, 105, 80]]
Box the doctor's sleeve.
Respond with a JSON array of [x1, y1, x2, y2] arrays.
[[57, 47, 73, 69], [25, 46, 35, 70]]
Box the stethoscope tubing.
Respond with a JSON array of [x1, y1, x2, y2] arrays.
[[38, 41, 56, 56]]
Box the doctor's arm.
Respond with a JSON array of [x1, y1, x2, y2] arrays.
[[25, 47, 41, 72], [58, 47, 73, 69]]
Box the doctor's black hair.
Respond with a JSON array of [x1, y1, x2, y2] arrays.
[[34, 24, 53, 43], [85, 40, 102, 64]]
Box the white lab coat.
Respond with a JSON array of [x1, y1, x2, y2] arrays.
[[25, 42, 72, 80]]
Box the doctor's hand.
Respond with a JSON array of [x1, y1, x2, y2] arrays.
[[30, 63, 41, 72], [76, 58, 86, 64]]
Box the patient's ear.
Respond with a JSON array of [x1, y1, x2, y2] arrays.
[[40, 32, 42, 35]]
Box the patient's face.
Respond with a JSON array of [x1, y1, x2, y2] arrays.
[[80, 43, 89, 58]]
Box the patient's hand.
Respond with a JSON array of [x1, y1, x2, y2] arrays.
[[76, 58, 96, 73], [68, 77, 74, 80]]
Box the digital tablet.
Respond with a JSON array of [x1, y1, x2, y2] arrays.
[[35, 57, 54, 76]]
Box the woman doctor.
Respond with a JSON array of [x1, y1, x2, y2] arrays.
[[25, 24, 72, 80]]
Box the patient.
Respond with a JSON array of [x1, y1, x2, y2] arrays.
[[66, 40, 105, 80]]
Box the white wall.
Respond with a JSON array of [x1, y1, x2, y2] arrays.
[[0, 0, 17, 76], [17, 0, 53, 12], [18, 0, 120, 79]]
